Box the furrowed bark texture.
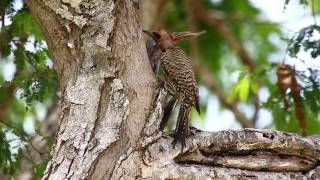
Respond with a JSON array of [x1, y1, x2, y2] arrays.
[[26, 0, 155, 179], [26, 0, 320, 179]]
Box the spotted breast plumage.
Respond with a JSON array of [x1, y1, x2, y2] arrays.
[[143, 29, 205, 149]]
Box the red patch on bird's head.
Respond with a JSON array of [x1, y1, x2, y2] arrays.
[[167, 32, 176, 41]]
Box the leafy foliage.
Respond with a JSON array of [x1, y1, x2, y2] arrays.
[[227, 69, 259, 103], [267, 23, 320, 135], [0, 0, 57, 178], [288, 25, 320, 58]]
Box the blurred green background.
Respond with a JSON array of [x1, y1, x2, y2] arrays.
[[1, 0, 320, 178]]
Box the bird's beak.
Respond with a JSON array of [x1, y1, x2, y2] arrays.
[[175, 30, 206, 41], [143, 29, 154, 38]]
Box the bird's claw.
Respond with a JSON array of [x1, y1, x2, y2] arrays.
[[171, 131, 187, 151]]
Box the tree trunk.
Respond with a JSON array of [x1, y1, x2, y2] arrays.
[[25, 0, 320, 179]]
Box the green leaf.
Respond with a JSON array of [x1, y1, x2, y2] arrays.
[[251, 80, 259, 94], [227, 85, 238, 103], [0, 130, 12, 169], [32, 156, 49, 180], [238, 76, 250, 102], [227, 75, 251, 103], [11, 11, 43, 41], [0, 129, 24, 176]]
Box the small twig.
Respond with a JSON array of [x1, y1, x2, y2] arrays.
[[1, 119, 46, 156], [1, 11, 5, 28], [27, 137, 46, 156], [252, 96, 260, 126], [205, 9, 279, 25], [22, 152, 36, 164], [189, 0, 256, 71], [0, 68, 20, 122], [196, 65, 254, 128]]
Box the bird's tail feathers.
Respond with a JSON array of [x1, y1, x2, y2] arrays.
[[172, 101, 191, 149], [160, 97, 178, 131]]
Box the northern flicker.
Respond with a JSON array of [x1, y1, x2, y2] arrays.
[[144, 29, 205, 149]]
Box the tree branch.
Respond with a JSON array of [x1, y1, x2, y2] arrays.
[[195, 65, 254, 128], [113, 128, 320, 179], [0, 10, 5, 28], [188, 0, 262, 127], [185, 1, 254, 128], [203, 9, 279, 25], [0, 66, 20, 122], [188, 0, 256, 71]]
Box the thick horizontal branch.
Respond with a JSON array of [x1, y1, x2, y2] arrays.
[[174, 129, 319, 172], [112, 128, 320, 179]]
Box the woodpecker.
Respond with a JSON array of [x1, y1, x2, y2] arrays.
[[144, 29, 205, 149]]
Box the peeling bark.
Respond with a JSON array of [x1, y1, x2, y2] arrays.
[[25, 0, 320, 179]]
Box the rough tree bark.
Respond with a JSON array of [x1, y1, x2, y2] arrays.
[[25, 0, 320, 179]]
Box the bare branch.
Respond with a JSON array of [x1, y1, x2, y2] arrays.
[[0, 68, 19, 122], [188, 0, 256, 71], [252, 97, 260, 126]]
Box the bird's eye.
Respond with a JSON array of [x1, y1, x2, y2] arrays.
[[153, 32, 161, 39]]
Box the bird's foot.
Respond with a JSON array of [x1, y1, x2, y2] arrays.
[[171, 126, 189, 151], [189, 126, 201, 135], [171, 132, 186, 151]]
